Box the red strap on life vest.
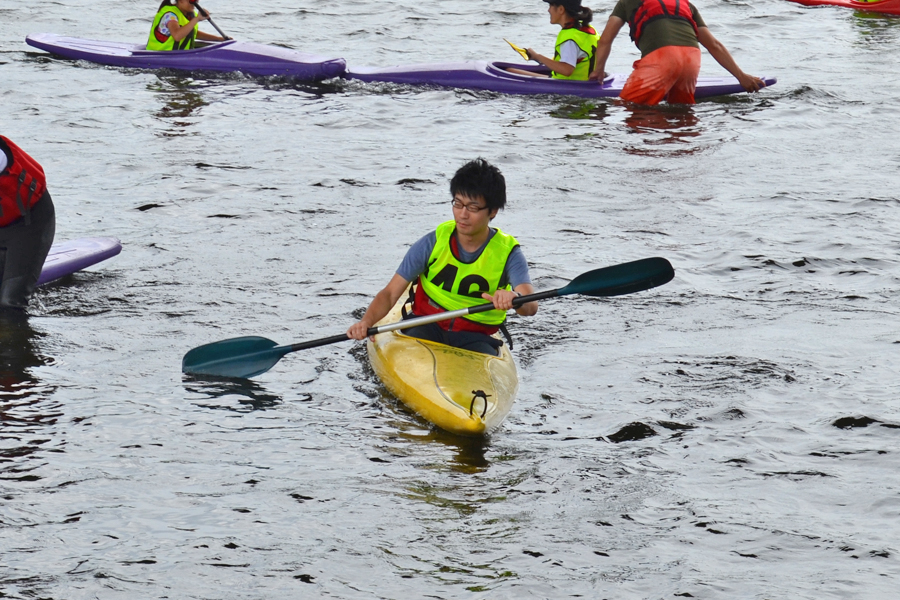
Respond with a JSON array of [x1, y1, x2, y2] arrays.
[[0, 136, 46, 227], [411, 281, 500, 335], [563, 24, 597, 36], [629, 0, 699, 46]]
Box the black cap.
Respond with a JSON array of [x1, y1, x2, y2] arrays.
[[543, 0, 582, 9]]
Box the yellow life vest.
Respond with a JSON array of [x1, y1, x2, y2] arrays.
[[417, 220, 520, 326], [147, 4, 197, 51], [552, 25, 600, 80]]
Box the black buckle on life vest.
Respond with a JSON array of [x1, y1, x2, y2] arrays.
[[12, 170, 35, 226], [401, 283, 416, 319], [469, 389, 491, 419]]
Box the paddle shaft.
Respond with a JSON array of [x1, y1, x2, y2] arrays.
[[193, 2, 230, 40]]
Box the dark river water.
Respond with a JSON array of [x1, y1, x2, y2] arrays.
[[3, 0, 900, 597]]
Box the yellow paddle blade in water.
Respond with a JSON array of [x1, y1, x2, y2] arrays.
[[503, 38, 529, 61]]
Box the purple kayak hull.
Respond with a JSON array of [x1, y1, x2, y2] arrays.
[[38, 237, 122, 286], [347, 61, 776, 100], [26, 33, 346, 81]]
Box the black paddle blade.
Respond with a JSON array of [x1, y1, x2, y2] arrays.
[[560, 257, 674, 298], [182, 336, 291, 379]]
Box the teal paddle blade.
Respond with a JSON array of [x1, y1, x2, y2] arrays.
[[182, 336, 291, 378], [560, 257, 674, 297]]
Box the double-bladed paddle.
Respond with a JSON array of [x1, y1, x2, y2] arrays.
[[192, 1, 231, 41], [181, 256, 675, 379]]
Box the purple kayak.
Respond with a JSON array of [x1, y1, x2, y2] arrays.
[[347, 61, 776, 100], [38, 237, 122, 287], [25, 33, 346, 81]]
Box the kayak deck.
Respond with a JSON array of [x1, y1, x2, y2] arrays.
[[38, 237, 122, 286], [366, 291, 518, 436]]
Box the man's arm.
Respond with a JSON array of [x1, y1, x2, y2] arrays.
[[589, 15, 626, 81], [347, 273, 410, 340], [514, 284, 538, 316], [696, 27, 764, 92], [482, 247, 538, 316]]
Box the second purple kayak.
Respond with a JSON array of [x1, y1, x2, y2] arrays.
[[347, 61, 777, 100]]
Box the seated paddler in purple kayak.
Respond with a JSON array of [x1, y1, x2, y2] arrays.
[[147, 0, 227, 51], [509, 0, 600, 80]]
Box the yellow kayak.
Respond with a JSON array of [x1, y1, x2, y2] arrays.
[[366, 290, 518, 436]]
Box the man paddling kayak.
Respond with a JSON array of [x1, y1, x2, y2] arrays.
[[147, 0, 226, 51], [511, 0, 600, 80], [0, 137, 55, 309], [348, 159, 538, 356], [588, 0, 764, 105]]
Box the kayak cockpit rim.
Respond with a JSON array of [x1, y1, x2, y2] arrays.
[[486, 61, 615, 86]]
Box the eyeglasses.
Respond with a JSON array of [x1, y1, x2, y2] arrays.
[[450, 199, 489, 213]]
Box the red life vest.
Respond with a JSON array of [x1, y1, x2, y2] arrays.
[[0, 136, 47, 227], [628, 0, 699, 46], [410, 234, 502, 335]]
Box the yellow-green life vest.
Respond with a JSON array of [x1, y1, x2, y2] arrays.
[[552, 25, 600, 81], [418, 221, 520, 326], [147, 5, 197, 51]]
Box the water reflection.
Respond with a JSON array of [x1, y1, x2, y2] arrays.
[[623, 103, 699, 135], [852, 9, 900, 43], [0, 312, 59, 482], [148, 75, 209, 130], [395, 427, 490, 473], [550, 100, 609, 121], [183, 374, 283, 412], [620, 103, 703, 157], [0, 311, 49, 393]]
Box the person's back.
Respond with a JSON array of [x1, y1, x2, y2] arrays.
[[612, 0, 706, 57]]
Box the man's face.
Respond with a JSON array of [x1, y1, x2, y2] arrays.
[[452, 193, 496, 236]]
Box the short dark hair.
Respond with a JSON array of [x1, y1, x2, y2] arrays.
[[449, 158, 507, 212]]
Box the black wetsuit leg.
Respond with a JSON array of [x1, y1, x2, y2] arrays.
[[0, 191, 56, 309]]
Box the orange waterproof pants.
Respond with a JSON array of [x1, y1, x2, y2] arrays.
[[620, 46, 702, 106]]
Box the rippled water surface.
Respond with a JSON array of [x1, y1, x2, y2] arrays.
[[2, 0, 900, 598]]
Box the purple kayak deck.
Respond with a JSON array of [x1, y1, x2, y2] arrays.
[[347, 61, 777, 100], [38, 237, 122, 287], [26, 33, 346, 81]]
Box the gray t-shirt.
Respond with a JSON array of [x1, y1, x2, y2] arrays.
[[558, 39, 587, 67], [396, 228, 531, 289]]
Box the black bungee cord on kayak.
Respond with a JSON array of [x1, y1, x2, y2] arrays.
[[470, 390, 491, 419]]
